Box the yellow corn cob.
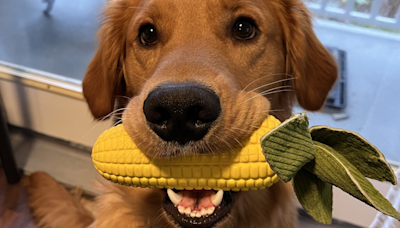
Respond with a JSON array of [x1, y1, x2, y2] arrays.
[[92, 115, 281, 191]]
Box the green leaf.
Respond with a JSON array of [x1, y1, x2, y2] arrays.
[[305, 141, 400, 221], [261, 112, 315, 182], [310, 126, 396, 185], [293, 168, 333, 224]]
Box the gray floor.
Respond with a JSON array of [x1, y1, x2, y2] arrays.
[[9, 126, 99, 196], [0, 0, 103, 79]]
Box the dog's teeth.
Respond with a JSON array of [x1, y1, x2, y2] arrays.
[[184, 207, 191, 215], [211, 189, 223, 206], [206, 207, 215, 215], [190, 211, 196, 218], [178, 206, 185, 214], [167, 189, 183, 206], [200, 208, 207, 216], [195, 211, 202, 218]]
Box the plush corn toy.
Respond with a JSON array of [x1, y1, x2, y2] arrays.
[[92, 112, 400, 224]]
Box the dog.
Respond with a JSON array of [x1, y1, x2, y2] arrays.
[[28, 0, 337, 227]]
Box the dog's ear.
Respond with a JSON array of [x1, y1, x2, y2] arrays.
[[82, 2, 132, 119], [272, 0, 338, 110]]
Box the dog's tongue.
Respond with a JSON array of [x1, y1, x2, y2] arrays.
[[179, 190, 215, 210], [167, 189, 224, 212]]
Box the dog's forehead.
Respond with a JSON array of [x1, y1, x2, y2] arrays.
[[134, 0, 270, 24]]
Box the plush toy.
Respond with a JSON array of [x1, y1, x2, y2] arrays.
[[92, 112, 400, 224]]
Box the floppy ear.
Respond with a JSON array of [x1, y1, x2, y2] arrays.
[[82, 2, 132, 119], [272, 0, 338, 110]]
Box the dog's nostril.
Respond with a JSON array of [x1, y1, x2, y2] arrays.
[[143, 83, 221, 145]]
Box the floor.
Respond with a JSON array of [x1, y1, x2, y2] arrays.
[[9, 126, 98, 196], [0, 0, 103, 80]]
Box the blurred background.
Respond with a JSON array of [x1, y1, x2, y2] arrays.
[[0, 0, 399, 227]]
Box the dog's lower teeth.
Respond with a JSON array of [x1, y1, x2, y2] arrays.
[[201, 208, 207, 216], [207, 207, 215, 215], [178, 206, 185, 214], [170, 189, 223, 217]]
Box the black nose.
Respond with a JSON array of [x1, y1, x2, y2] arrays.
[[143, 83, 221, 145]]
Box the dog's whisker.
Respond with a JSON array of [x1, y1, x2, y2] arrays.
[[213, 135, 235, 152], [259, 89, 294, 96], [250, 125, 259, 129], [258, 85, 294, 92], [251, 85, 293, 97], [98, 108, 130, 121], [243, 89, 294, 103], [240, 73, 293, 94], [231, 127, 252, 133], [268, 109, 285, 112], [128, 71, 148, 82], [258, 109, 286, 113], [233, 138, 244, 148], [203, 139, 217, 155], [114, 95, 133, 101], [107, 5, 144, 10], [227, 128, 252, 155], [113, 120, 123, 127], [79, 108, 129, 140], [226, 214, 236, 228], [152, 208, 167, 226], [112, 112, 124, 116], [246, 78, 295, 94], [241, 86, 292, 105]]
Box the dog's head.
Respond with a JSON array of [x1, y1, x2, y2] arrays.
[[83, 0, 337, 227]]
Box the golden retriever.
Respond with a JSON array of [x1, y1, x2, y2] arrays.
[[28, 0, 337, 227]]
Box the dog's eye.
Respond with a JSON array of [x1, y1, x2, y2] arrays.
[[233, 19, 256, 40], [140, 25, 158, 45]]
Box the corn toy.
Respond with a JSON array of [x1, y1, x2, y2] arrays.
[[92, 112, 400, 224]]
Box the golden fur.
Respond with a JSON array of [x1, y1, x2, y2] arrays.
[[28, 0, 337, 227]]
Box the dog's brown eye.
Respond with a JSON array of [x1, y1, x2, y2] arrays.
[[233, 19, 256, 40], [140, 25, 158, 45]]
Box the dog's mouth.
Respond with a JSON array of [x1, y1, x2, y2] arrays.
[[163, 189, 234, 228]]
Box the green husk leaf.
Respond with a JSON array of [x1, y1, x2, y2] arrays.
[[293, 168, 333, 224], [261, 112, 315, 182], [305, 141, 400, 221], [310, 126, 396, 185]]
